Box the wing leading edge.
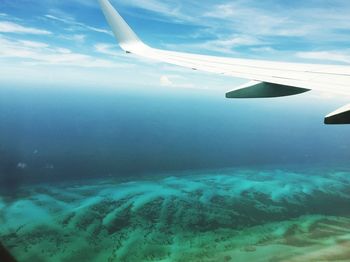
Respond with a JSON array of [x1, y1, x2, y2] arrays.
[[98, 0, 350, 124]]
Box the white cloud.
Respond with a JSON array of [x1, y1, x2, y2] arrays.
[[18, 40, 49, 48], [94, 43, 121, 56], [60, 34, 86, 43], [160, 75, 173, 86], [0, 21, 52, 35], [117, 0, 194, 23], [45, 14, 112, 35], [250, 46, 276, 53], [0, 34, 239, 91], [204, 3, 239, 19], [165, 35, 262, 55], [0, 36, 129, 68], [85, 25, 111, 35], [206, 2, 348, 38], [117, 0, 350, 58], [159, 74, 197, 89], [202, 3, 313, 38], [296, 51, 350, 64], [200, 35, 263, 54]]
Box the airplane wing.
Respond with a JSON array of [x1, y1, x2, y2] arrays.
[[98, 0, 350, 124]]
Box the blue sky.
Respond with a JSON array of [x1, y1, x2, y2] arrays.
[[1, 0, 350, 93]]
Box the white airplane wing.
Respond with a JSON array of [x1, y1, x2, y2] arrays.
[[98, 0, 350, 124]]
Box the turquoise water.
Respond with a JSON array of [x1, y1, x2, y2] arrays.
[[1, 87, 350, 261], [1, 168, 350, 261]]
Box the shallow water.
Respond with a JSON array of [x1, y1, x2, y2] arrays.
[[1, 168, 350, 261]]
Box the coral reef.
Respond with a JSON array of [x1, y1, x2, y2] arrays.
[[1, 168, 350, 261]]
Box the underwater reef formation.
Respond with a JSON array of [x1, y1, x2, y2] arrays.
[[1, 168, 350, 261]]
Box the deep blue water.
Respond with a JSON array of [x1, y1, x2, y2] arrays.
[[0, 86, 349, 190]]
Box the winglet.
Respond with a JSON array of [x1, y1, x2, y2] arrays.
[[98, 0, 148, 52]]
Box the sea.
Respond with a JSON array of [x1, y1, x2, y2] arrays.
[[0, 86, 350, 261]]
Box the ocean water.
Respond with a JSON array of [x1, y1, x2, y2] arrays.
[[1, 86, 350, 261]]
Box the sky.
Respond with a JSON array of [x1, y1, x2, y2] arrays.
[[0, 0, 350, 92], [1, 0, 350, 184]]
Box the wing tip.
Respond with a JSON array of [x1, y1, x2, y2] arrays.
[[98, 0, 147, 52]]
